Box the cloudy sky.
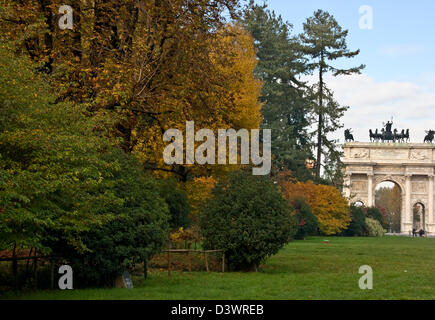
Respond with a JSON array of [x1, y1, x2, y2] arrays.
[[261, 0, 435, 143]]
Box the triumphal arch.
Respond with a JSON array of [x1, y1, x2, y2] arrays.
[[342, 142, 435, 234]]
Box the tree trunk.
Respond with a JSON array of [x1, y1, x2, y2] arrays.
[[316, 55, 324, 178]]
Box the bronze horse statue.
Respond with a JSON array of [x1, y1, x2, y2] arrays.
[[345, 129, 354, 142], [403, 129, 410, 142], [369, 129, 382, 142], [424, 130, 434, 143]]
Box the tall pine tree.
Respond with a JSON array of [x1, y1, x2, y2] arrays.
[[242, 2, 313, 180], [300, 10, 365, 180]]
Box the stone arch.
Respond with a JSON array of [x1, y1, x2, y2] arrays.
[[372, 175, 405, 195], [412, 201, 426, 231], [342, 142, 435, 234], [373, 176, 405, 233]]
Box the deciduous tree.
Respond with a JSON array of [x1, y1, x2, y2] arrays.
[[281, 180, 350, 235], [0, 41, 169, 271], [1, 1, 262, 181]]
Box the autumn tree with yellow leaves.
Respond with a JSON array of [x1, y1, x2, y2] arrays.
[[280, 180, 350, 235], [0, 1, 262, 182]]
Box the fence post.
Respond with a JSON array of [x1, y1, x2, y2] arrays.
[[188, 250, 191, 272], [50, 258, 54, 290], [12, 244, 18, 292], [24, 247, 33, 286], [167, 251, 171, 276], [33, 250, 38, 289], [222, 252, 225, 273], [204, 251, 209, 272]]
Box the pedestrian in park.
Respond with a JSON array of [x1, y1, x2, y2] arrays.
[[412, 228, 416, 237]]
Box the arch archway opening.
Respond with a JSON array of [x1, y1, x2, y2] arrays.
[[352, 201, 365, 207], [412, 203, 426, 233], [375, 181, 402, 233]]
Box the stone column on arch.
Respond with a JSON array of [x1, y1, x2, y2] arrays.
[[343, 172, 352, 200], [367, 173, 374, 207], [405, 173, 412, 230], [428, 174, 434, 225]]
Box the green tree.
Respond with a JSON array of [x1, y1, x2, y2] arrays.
[[158, 179, 190, 230], [365, 206, 388, 229], [0, 42, 169, 288], [48, 150, 169, 288], [242, 2, 313, 180], [200, 170, 296, 271], [292, 197, 318, 239], [344, 205, 366, 236], [0, 41, 112, 254], [300, 10, 365, 179]]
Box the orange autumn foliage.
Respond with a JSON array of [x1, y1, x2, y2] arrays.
[[281, 180, 350, 235], [1, 2, 260, 182], [184, 176, 216, 223]]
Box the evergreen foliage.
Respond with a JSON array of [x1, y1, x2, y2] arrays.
[[200, 170, 296, 271]]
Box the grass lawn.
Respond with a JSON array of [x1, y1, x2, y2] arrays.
[[2, 236, 435, 300]]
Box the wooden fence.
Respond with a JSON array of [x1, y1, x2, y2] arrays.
[[0, 255, 61, 291], [162, 249, 225, 276]]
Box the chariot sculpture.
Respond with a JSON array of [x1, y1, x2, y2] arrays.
[[345, 119, 432, 144], [368, 120, 409, 143]]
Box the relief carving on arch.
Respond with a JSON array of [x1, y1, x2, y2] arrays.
[[351, 148, 369, 159], [410, 149, 430, 161], [351, 181, 368, 191], [411, 182, 427, 193]]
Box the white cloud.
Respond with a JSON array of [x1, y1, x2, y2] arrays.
[[303, 73, 435, 144], [378, 44, 426, 58]]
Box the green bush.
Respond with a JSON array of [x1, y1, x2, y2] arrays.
[[200, 170, 296, 271], [292, 198, 318, 240], [365, 218, 386, 237], [365, 207, 388, 229], [48, 151, 170, 287], [344, 205, 366, 236], [158, 179, 190, 230]]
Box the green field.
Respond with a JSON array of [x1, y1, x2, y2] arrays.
[[3, 236, 435, 300]]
